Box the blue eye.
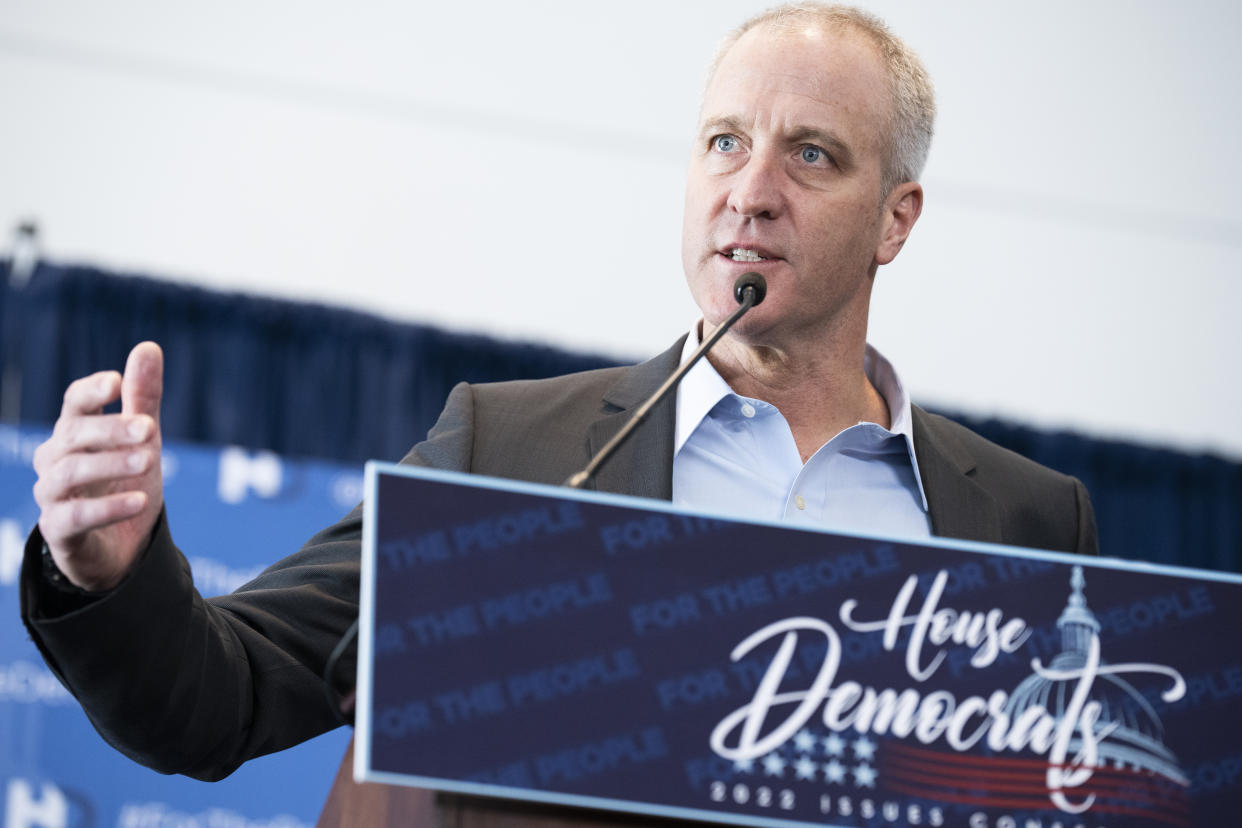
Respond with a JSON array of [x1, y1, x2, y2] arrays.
[[801, 146, 824, 164], [714, 135, 738, 152]]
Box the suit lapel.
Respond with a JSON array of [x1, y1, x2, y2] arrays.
[[578, 348, 999, 539], [911, 406, 1004, 544], [586, 338, 685, 500]]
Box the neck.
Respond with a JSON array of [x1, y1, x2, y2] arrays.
[[704, 324, 890, 463]]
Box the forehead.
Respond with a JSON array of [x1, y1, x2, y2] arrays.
[[701, 24, 891, 147]]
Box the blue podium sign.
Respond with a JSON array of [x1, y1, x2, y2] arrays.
[[356, 463, 1242, 828]]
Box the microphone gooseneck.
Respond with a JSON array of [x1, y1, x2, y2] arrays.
[[564, 272, 767, 489]]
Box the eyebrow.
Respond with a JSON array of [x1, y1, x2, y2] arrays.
[[698, 115, 855, 170]]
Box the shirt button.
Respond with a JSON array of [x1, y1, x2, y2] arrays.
[[794, 494, 806, 510], [740, 402, 756, 418]]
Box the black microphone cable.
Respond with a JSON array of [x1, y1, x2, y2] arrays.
[[323, 618, 359, 726], [564, 272, 766, 489], [323, 272, 767, 722]]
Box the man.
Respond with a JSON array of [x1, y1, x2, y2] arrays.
[[21, 3, 1096, 783]]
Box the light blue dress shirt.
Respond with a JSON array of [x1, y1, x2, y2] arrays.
[[672, 330, 932, 540]]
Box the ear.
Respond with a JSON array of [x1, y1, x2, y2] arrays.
[[875, 181, 923, 266]]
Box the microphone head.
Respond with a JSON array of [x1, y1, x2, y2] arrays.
[[733, 272, 767, 306]]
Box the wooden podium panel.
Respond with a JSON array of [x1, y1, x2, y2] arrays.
[[317, 738, 435, 827]]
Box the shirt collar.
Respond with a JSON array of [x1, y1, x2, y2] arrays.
[[674, 326, 736, 454], [673, 325, 929, 510]]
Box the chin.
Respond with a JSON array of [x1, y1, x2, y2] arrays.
[[718, 308, 781, 346], [689, 285, 731, 326]]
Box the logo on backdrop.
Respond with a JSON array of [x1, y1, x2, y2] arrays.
[[710, 566, 1188, 824], [2, 778, 94, 828], [0, 520, 23, 587], [217, 448, 283, 504], [331, 473, 364, 510], [114, 802, 310, 828]]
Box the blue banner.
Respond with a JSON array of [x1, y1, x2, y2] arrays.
[[1, 426, 352, 828], [358, 463, 1242, 828]]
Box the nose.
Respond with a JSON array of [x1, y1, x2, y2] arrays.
[[726, 152, 785, 220]]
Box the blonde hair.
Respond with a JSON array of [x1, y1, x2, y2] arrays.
[[710, 3, 936, 195]]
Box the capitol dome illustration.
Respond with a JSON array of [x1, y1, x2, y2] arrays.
[[1005, 566, 1187, 785]]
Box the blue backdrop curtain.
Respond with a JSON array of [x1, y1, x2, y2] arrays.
[[3, 259, 1238, 573]]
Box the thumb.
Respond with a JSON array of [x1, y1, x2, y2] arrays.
[[121, 341, 164, 422]]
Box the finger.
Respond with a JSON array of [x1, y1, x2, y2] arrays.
[[121, 342, 163, 423], [61, 371, 122, 418], [33, 447, 155, 506], [44, 414, 155, 462], [39, 491, 148, 547]]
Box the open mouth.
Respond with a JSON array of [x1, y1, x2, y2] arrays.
[[725, 247, 779, 263]]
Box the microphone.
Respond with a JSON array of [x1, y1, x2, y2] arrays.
[[734, 272, 766, 306], [565, 272, 767, 489]]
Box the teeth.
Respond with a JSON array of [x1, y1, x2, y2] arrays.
[[730, 248, 767, 262]]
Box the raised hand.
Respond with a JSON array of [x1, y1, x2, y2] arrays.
[[32, 342, 165, 591]]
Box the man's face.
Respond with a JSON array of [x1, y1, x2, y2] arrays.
[[681, 24, 910, 347]]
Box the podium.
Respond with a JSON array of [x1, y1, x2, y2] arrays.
[[317, 738, 434, 827], [340, 462, 1242, 828]]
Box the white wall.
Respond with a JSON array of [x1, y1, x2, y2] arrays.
[[2, 1, 1239, 457]]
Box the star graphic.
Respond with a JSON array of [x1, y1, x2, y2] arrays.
[[823, 759, 846, 784], [823, 733, 846, 756], [794, 756, 818, 781], [794, 729, 817, 753], [852, 736, 876, 761], [762, 752, 787, 777], [853, 763, 877, 788], [733, 757, 754, 774]]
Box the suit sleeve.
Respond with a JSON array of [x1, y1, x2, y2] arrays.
[[19, 382, 479, 781], [21, 509, 360, 781], [1073, 477, 1100, 557]]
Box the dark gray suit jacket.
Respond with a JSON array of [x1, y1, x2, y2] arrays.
[[411, 338, 1097, 553], [21, 338, 1096, 781]]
